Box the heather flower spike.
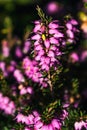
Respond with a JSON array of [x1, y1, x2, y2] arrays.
[[28, 6, 65, 91]]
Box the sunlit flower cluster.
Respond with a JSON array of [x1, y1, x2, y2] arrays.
[[74, 120, 87, 130], [30, 20, 64, 72], [16, 109, 68, 130], [22, 57, 48, 87], [0, 92, 16, 115]]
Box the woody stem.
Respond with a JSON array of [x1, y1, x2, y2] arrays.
[[48, 71, 53, 92]]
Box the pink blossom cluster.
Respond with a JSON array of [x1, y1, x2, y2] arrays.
[[22, 57, 48, 87], [74, 120, 87, 130], [30, 20, 64, 72], [13, 69, 25, 83], [19, 86, 33, 95], [23, 41, 31, 54], [16, 110, 62, 130], [0, 92, 16, 115], [66, 19, 79, 44], [69, 50, 87, 63], [0, 60, 17, 77]]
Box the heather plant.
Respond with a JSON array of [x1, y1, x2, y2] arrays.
[[0, 6, 87, 130]]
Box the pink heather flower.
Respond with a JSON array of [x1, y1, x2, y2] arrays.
[[1, 40, 10, 57], [45, 57, 50, 65], [39, 56, 50, 71], [41, 125, 49, 130], [49, 21, 59, 28], [63, 103, 70, 108], [2, 46, 10, 57], [69, 52, 79, 63], [7, 65, 15, 73], [11, 61, 16, 66], [74, 121, 87, 130], [0, 61, 5, 72], [33, 24, 41, 32], [35, 51, 44, 61], [34, 116, 41, 123], [41, 64, 49, 71], [21, 116, 28, 124], [0, 61, 8, 77], [50, 45, 57, 51], [33, 22, 46, 33], [13, 69, 25, 83], [60, 110, 68, 120], [48, 124, 54, 130], [27, 87, 33, 94], [49, 29, 59, 34], [33, 110, 40, 117], [81, 50, 87, 61], [20, 86, 33, 95], [7, 60, 16, 73], [15, 47, 22, 58], [3, 97, 9, 104], [16, 113, 24, 123], [48, 50, 55, 57], [24, 127, 31, 130], [54, 32, 64, 38], [16, 113, 30, 124], [23, 41, 31, 54], [40, 56, 50, 65], [44, 39, 50, 49], [35, 44, 43, 51], [27, 114, 34, 124], [51, 119, 61, 129], [35, 55, 41, 61], [70, 19, 78, 25], [66, 30, 74, 39], [66, 23, 72, 30], [20, 87, 27, 95], [31, 34, 41, 40], [5, 106, 15, 115], [0, 93, 3, 98], [50, 57, 57, 62], [34, 121, 43, 130], [34, 41, 40, 46], [39, 50, 45, 56], [67, 39, 73, 43], [46, 1, 59, 14], [49, 37, 59, 44]]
